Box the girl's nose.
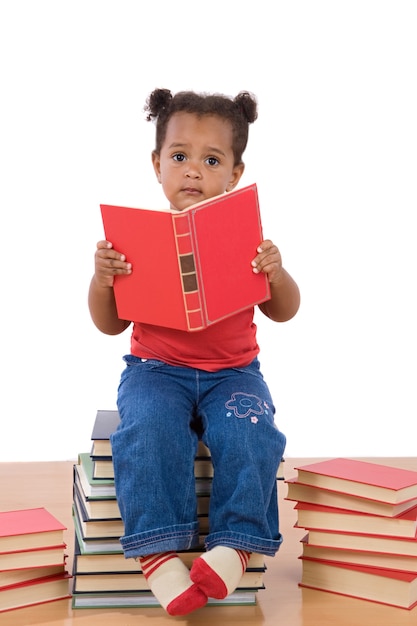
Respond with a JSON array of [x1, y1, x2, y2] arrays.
[[185, 160, 202, 178]]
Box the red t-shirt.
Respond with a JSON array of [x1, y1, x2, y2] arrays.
[[130, 308, 260, 372]]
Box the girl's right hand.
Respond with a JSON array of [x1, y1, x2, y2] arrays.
[[94, 240, 132, 288]]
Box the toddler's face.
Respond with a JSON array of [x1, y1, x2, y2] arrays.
[[152, 112, 244, 212]]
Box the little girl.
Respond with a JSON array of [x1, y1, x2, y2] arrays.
[[88, 88, 300, 616]]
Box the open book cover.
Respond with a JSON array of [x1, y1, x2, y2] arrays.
[[100, 183, 270, 331]]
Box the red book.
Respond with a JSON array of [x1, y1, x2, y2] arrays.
[[0, 573, 71, 613], [294, 458, 417, 504], [294, 501, 417, 538], [299, 557, 417, 609], [0, 508, 67, 552], [286, 478, 417, 517], [0, 564, 67, 591], [100, 183, 270, 331], [0, 545, 67, 571], [301, 529, 417, 560]]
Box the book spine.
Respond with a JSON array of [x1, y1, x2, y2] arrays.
[[172, 212, 205, 330]]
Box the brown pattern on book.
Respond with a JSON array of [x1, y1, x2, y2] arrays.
[[179, 254, 198, 292]]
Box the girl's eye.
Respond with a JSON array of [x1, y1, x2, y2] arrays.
[[173, 153, 186, 162], [206, 156, 219, 166]]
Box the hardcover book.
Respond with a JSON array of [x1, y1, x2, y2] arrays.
[[100, 183, 270, 331], [294, 501, 417, 538], [294, 458, 417, 504], [0, 565, 66, 591], [0, 573, 71, 613], [72, 510, 123, 555], [73, 474, 120, 519], [73, 489, 124, 540], [299, 557, 417, 610], [0, 508, 66, 552], [302, 527, 417, 557], [90, 409, 119, 457], [72, 589, 259, 609], [0, 545, 67, 571], [286, 478, 417, 517], [301, 536, 417, 573], [75, 453, 116, 498]]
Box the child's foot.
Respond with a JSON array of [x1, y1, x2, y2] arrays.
[[140, 551, 208, 615], [190, 546, 250, 599]]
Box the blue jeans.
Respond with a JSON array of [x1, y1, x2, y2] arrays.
[[111, 356, 286, 558]]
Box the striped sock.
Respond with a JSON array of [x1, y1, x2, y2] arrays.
[[139, 551, 207, 615], [190, 546, 251, 599]]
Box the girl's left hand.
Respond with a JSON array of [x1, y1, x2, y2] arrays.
[[251, 240, 283, 284]]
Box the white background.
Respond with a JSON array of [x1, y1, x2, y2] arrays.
[[1, 1, 416, 461]]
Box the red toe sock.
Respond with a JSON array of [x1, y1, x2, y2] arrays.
[[190, 547, 250, 599], [191, 556, 228, 599], [167, 582, 208, 616]]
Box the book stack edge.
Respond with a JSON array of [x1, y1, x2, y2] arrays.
[[0, 507, 71, 613], [286, 458, 417, 610], [71, 409, 284, 609]]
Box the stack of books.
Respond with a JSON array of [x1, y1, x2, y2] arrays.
[[0, 508, 71, 614], [71, 409, 281, 609], [286, 458, 417, 610]]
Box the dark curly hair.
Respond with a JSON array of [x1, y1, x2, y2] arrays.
[[144, 88, 258, 166]]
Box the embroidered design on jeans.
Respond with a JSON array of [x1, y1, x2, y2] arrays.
[[225, 392, 264, 419]]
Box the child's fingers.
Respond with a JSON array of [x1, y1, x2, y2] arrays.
[[95, 245, 131, 276], [252, 241, 279, 271]]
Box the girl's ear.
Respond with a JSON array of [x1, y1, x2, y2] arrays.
[[226, 162, 245, 192], [151, 151, 162, 183]]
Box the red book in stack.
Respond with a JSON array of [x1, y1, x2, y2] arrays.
[[0, 508, 71, 613], [286, 458, 417, 610]]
